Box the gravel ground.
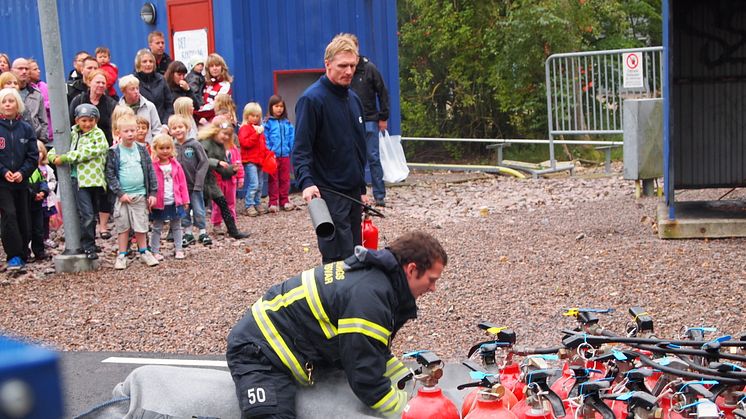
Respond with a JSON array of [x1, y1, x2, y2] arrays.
[[1, 163, 745, 362]]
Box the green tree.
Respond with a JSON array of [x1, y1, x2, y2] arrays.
[[398, 0, 662, 161]]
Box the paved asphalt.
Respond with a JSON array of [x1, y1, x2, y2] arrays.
[[60, 352, 227, 418]]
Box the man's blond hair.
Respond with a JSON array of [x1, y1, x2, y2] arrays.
[[324, 33, 359, 63]]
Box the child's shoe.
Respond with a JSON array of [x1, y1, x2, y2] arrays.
[[268, 205, 279, 213], [182, 233, 196, 247], [212, 224, 224, 235], [174, 251, 186, 260], [198, 233, 213, 246], [140, 250, 160, 267], [245, 206, 259, 217], [44, 239, 57, 249], [257, 204, 269, 214], [153, 252, 165, 262], [7, 256, 25, 271], [114, 254, 127, 270], [282, 202, 295, 211]]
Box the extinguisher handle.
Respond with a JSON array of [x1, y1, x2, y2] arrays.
[[586, 394, 616, 419]]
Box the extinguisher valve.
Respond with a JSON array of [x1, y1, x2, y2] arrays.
[[403, 350, 444, 388]]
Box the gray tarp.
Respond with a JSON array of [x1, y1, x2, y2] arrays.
[[74, 364, 473, 418]]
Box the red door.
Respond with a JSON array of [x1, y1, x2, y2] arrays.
[[166, 0, 215, 57]]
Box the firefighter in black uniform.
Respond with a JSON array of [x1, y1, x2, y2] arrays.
[[226, 231, 448, 418]]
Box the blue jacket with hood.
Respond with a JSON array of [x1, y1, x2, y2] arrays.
[[264, 117, 295, 158], [0, 117, 38, 190]]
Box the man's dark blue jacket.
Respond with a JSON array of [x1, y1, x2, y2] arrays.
[[292, 75, 367, 195]]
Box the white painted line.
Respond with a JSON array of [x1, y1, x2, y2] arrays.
[[101, 357, 228, 368]]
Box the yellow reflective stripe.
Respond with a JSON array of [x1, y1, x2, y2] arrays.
[[384, 357, 409, 384], [302, 269, 337, 339], [251, 299, 310, 385], [263, 285, 306, 311], [371, 385, 405, 413], [338, 318, 391, 346]]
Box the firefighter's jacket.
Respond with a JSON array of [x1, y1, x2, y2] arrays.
[[227, 246, 416, 416]]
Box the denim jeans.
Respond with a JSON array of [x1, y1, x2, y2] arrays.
[[242, 163, 263, 208], [182, 190, 206, 230], [365, 121, 385, 201]]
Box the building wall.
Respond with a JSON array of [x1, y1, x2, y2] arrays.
[[0, 0, 169, 82], [0, 0, 400, 134]]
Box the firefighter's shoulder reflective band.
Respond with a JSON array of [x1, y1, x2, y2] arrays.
[[302, 269, 338, 339], [371, 385, 406, 414], [384, 356, 409, 384], [338, 318, 391, 346], [251, 299, 310, 385]]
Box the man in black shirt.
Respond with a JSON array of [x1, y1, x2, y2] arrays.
[[349, 34, 390, 208]]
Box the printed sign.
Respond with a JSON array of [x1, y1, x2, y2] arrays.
[[622, 52, 644, 89], [173, 29, 208, 70]]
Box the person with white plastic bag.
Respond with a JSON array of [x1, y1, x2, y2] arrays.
[[349, 34, 390, 207], [379, 130, 409, 183]]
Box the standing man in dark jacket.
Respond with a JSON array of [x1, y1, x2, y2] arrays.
[[349, 34, 390, 208], [148, 31, 172, 75], [292, 34, 368, 263], [227, 231, 447, 418]]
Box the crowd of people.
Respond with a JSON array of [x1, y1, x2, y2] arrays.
[[0, 31, 390, 274], [0, 31, 311, 271]]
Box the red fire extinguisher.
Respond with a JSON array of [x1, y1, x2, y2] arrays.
[[401, 351, 460, 419], [464, 384, 518, 419], [362, 213, 379, 250]]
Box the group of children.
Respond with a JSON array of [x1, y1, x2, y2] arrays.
[[42, 93, 294, 271]]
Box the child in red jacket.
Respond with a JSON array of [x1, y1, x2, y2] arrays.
[[96, 46, 119, 100], [238, 102, 268, 217]]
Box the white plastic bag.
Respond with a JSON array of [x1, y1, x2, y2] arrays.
[[379, 130, 409, 183]]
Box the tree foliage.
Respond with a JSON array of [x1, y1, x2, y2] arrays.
[[398, 0, 662, 159]]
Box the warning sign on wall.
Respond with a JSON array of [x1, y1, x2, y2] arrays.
[[622, 52, 644, 89]]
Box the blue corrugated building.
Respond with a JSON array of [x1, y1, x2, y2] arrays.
[[0, 0, 400, 133]]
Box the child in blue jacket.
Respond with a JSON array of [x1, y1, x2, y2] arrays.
[[264, 95, 295, 212]]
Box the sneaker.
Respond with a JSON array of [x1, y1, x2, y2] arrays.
[[7, 256, 24, 271], [114, 254, 127, 270], [198, 233, 213, 246], [85, 249, 99, 260], [182, 233, 196, 247], [212, 224, 224, 235], [374, 199, 386, 208], [268, 205, 279, 213], [153, 253, 164, 262], [282, 202, 295, 211], [257, 204, 269, 214], [44, 239, 57, 249], [140, 250, 160, 267], [174, 251, 186, 260], [245, 206, 259, 217]]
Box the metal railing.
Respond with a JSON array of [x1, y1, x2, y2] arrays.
[[545, 46, 663, 171]]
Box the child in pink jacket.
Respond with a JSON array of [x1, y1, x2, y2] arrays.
[[211, 131, 244, 229], [150, 134, 190, 260]]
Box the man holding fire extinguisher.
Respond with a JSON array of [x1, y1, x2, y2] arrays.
[[226, 231, 448, 418], [292, 33, 369, 264]]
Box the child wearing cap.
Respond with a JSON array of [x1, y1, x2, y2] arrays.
[[186, 56, 205, 109], [105, 114, 159, 270], [48, 103, 109, 260]]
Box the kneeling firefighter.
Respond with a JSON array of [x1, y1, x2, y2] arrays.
[[226, 231, 448, 418]]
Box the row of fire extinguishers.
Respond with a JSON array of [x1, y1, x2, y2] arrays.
[[398, 307, 746, 419]]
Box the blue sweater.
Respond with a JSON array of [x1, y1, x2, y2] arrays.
[[292, 76, 366, 194]]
